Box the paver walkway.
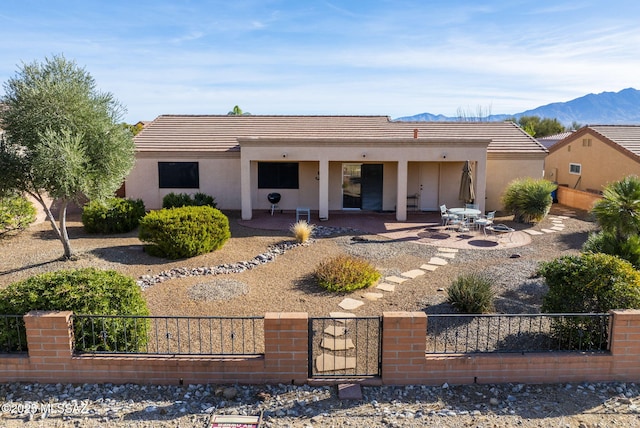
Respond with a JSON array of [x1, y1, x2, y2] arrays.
[[318, 208, 576, 374]]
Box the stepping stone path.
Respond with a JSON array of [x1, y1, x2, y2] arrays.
[[317, 208, 578, 375]]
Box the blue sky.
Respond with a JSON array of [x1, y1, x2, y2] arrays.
[[1, 0, 639, 123]]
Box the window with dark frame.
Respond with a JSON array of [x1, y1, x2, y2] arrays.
[[158, 162, 199, 188], [258, 162, 299, 189]]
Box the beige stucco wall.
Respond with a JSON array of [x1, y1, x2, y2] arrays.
[[486, 155, 546, 212], [126, 139, 547, 217], [544, 133, 640, 193], [126, 153, 242, 210]]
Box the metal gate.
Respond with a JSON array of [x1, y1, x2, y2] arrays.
[[308, 316, 381, 378]]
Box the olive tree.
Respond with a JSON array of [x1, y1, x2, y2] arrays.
[[0, 55, 135, 258]]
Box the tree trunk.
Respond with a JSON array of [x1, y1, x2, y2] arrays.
[[58, 200, 75, 259], [30, 191, 75, 259]]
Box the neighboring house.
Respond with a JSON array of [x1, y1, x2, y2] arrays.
[[125, 115, 546, 221], [537, 131, 575, 150], [544, 125, 640, 194]]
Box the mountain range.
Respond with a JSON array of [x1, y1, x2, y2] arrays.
[[395, 88, 640, 125]]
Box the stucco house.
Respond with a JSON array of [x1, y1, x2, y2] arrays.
[[125, 115, 546, 221], [544, 125, 640, 195]]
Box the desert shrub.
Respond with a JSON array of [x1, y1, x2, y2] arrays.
[[138, 206, 230, 259], [162, 192, 217, 209], [290, 220, 315, 243], [82, 197, 146, 234], [313, 255, 381, 292], [0, 194, 36, 236], [446, 273, 495, 314], [501, 178, 556, 223], [539, 253, 640, 350], [0, 268, 150, 352], [582, 231, 640, 269]]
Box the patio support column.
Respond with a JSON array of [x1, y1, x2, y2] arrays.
[[474, 158, 487, 213], [240, 157, 252, 220], [318, 159, 329, 220], [396, 160, 408, 221]]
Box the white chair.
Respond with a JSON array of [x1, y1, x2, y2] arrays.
[[440, 205, 457, 226], [475, 211, 496, 235], [464, 203, 480, 225]]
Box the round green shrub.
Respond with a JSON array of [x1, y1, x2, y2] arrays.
[[501, 178, 556, 223], [138, 205, 230, 259], [82, 197, 146, 234], [539, 253, 640, 314], [0, 194, 36, 236], [313, 255, 381, 292], [583, 231, 640, 269], [162, 192, 217, 209], [446, 273, 495, 314], [538, 253, 640, 350], [0, 268, 150, 352]]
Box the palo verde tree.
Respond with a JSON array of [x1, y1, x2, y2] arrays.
[[0, 55, 135, 259]]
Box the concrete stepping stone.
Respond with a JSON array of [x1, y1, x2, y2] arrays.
[[315, 353, 356, 372], [324, 325, 346, 337], [540, 229, 556, 233], [437, 248, 458, 253], [420, 264, 439, 271], [401, 269, 425, 279], [376, 282, 396, 292], [363, 292, 384, 301], [551, 226, 565, 231], [338, 383, 363, 400], [338, 298, 364, 310], [320, 337, 355, 351], [385, 276, 408, 284], [428, 257, 448, 266], [436, 252, 456, 259], [330, 312, 356, 322], [523, 229, 544, 236]]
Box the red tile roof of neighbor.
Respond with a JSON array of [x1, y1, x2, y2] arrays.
[[134, 115, 546, 154]]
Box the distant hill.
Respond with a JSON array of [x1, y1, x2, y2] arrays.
[[396, 88, 640, 125]]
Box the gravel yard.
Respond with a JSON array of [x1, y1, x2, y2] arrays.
[[4, 206, 638, 427]]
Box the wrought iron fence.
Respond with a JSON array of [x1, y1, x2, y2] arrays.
[[0, 315, 27, 353], [426, 313, 610, 354], [72, 315, 264, 355]]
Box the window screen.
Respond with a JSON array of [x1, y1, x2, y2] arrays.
[[569, 163, 581, 175], [258, 162, 299, 189], [158, 162, 199, 188]]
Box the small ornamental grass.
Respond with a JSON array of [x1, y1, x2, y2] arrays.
[[314, 255, 381, 292], [290, 220, 315, 243], [447, 273, 495, 314]]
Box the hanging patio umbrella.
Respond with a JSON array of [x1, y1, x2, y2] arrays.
[[459, 160, 475, 203]]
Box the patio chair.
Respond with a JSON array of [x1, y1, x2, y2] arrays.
[[474, 211, 495, 235], [464, 203, 480, 224], [440, 204, 457, 226]]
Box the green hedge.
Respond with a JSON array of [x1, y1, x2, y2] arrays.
[[0, 194, 36, 236], [162, 192, 217, 209], [0, 268, 150, 352], [138, 205, 230, 259], [82, 197, 146, 234], [539, 253, 640, 350]]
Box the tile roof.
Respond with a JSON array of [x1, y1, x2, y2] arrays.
[[134, 115, 546, 155], [587, 125, 640, 158]]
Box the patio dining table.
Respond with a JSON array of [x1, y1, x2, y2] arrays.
[[447, 207, 481, 219]]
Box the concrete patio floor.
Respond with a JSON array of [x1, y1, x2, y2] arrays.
[[237, 209, 532, 250]]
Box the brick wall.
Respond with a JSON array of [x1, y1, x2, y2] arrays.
[[2, 310, 640, 386]]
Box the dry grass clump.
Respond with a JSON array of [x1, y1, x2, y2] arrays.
[[313, 255, 381, 292], [290, 220, 315, 243]]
